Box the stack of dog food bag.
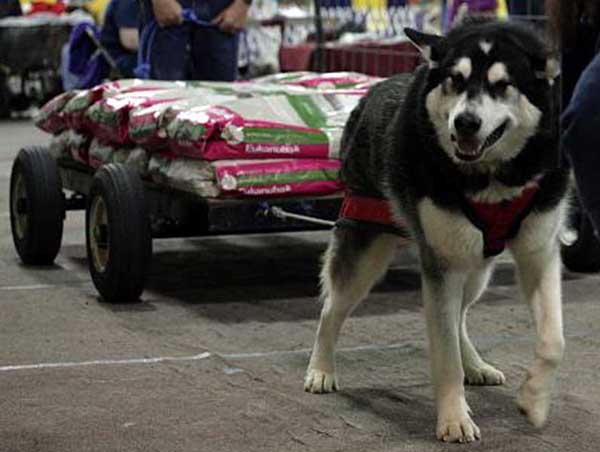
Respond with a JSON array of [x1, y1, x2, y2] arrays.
[[35, 72, 381, 199]]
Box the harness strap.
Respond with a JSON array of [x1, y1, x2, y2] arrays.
[[339, 194, 396, 226], [463, 184, 540, 257], [336, 193, 408, 237], [338, 185, 540, 257]]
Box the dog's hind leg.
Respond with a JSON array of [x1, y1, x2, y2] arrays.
[[304, 227, 399, 394], [510, 209, 565, 427], [461, 265, 506, 386]]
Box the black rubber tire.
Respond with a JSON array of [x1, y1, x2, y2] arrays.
[[86, 164, 152, 303], [0, 74, 10, 119], [10, 146, 64, 265], [561, 200, 600, 273], [0, 91, 10, 118]]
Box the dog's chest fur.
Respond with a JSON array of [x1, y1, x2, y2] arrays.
[[417, 197, 484, 267], [415, 180, 543, 267]]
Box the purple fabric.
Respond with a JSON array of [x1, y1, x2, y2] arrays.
[[449, 0, 498, 26], [67, 22, 109, 88], [68, 23, 99, 75]]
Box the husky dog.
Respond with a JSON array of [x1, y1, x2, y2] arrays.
[[304, 18, 569, 443]]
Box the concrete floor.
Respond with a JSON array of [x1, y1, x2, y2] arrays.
[[0, 121, 599, 452]]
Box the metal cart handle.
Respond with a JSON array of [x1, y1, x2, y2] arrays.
[[269, 206, 335, 227]]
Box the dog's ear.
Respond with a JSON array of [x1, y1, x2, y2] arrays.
[[535, 55, 561, 85], [536, 55, 560, 85], [404, 28, 446, 69]]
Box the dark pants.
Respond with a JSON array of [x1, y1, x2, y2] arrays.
[[507, 0, 544, 15], [142, 0, 239, 81], [0, 0, 21, 18], [115, 52, 138, 78], [562, 53, 600, 233]]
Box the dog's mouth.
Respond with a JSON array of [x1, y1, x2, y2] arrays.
[[482, 119, 510, 150], [451, 120, 510, 162]]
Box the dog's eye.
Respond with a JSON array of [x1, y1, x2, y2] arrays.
[[494, 80, 511, 94], [450, 73, 466, 90]]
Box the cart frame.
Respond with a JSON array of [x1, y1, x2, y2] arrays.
[[58, 159, 341, 238], [10, 146, 342, 303]]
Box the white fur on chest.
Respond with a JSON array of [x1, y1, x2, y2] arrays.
[[417, 198, 484, 268], [417, 187, 565, 268]]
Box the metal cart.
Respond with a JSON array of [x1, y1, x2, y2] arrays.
[[9, 146, 341, 303]]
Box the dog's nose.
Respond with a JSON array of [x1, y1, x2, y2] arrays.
[[454, 112, 482, 136]]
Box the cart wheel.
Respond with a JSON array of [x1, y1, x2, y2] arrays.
[[561, 201, 600, 273], [10, 146, 64, 265], [86, 164, 152, 303]]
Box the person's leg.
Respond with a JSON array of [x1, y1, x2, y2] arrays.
[[509, 0, 546, 16], [138, 0, 195, 80], [190, 26, 239, 81], [189, 0, 239, 81], [561, 53, 600, 234], [508, 0, 527, 15], [148, 25, 192, 80], [114, 53, 138, 78]]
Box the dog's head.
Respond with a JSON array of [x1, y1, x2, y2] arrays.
[[405, 19, 559, 167]]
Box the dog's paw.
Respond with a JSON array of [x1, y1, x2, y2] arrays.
[[436, 415, 481, 443], [304, 368, 338, 394], [516, 380, 551, 428], [464, 363, 506, 386]]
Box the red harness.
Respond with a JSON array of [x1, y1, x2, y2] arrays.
[[339, 194, 398, 226], [338, 186, 540, 258]]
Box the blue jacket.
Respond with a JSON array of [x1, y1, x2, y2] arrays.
[[561, 35, 600, 234]]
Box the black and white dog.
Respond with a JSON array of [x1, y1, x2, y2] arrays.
[[304, 18, 569, 443]]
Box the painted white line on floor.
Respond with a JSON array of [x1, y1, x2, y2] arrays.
[[55, 259, 76, 272], [0, 352, 212, 373], [0, 282, 88, 291], [0, 343, 418, 373], [0, 284, 59, 291]]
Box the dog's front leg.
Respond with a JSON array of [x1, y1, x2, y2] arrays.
[[512, 243, 564, 427], [510, 206, 565, 427], [422, 268, 480, 443]]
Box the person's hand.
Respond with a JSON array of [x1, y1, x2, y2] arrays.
[[211, 0, 250, 34], [152, 0, 183, 27]]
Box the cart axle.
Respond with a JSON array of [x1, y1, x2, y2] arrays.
[[64, 193, 86, 211]]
